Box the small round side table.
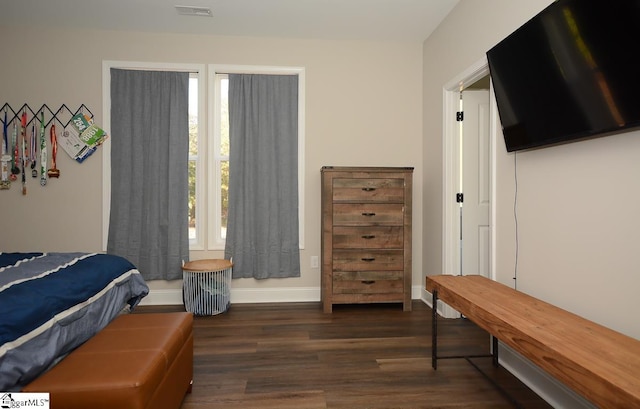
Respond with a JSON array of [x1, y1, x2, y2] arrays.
[[181, 259, 233, 315]]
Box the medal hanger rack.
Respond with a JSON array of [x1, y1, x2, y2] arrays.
[[0, 103, 94, 129], [1, 103, 98, 194]]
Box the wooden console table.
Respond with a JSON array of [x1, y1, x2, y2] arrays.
[[426, 274, 640, 408]]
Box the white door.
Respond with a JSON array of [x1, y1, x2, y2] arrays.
[[460, 90, 490, 278]]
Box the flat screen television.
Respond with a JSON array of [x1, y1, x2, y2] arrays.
[[487, 0, 640, 152]]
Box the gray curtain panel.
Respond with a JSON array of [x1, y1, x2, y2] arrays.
[[108, 68, 190, 281], [224, 74, 301, 279]]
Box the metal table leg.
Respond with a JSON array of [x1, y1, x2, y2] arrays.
[[432, 289, 438, 370]]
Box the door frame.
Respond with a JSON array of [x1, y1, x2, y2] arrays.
[[441, 58, 498, 312]]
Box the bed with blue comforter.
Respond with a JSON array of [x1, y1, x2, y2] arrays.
[[0, 252, 149, 391]]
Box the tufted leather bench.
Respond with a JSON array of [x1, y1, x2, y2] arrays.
[[24, 312, 193, 409]]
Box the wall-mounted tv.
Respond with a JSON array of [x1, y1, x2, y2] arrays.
[[487, 0, 640, 152]]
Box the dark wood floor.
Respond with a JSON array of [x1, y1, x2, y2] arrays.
[[135, 301, 552, 409]]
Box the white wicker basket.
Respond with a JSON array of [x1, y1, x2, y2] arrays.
[[182, 259, 232, 316]]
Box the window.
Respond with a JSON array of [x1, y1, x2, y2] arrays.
[[185, 70, 207, 250], [208, 73, 230, 247], [103, 62, 304, 252], [188, 75, 199, 242]]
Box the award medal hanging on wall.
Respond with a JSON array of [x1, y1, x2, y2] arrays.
[[39, 111, 47, 186], [11, 120, 19, 181], [1, 110, 11, 189], [30, 121, 37, 178], [47, 123, 60, 178], [20, 110, 27, 195]]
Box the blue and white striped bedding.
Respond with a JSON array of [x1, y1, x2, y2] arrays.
[[0, 252, 149, 390]]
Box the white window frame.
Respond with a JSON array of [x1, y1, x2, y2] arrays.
[[101, 61, 206, 251], [208, 64, 306, 250]]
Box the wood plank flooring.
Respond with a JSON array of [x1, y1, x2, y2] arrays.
[[135, 301, 552, 409]]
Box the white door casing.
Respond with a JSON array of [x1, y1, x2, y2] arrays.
[[439, 57, 497, 318]]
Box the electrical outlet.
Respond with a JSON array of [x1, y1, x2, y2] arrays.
[[310, 256, 319, 269]]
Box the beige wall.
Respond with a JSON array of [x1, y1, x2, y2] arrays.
[[423, 0, 640, 340], [0, 26, 423, 295]]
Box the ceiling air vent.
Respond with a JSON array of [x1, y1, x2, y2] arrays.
[[175, 5, 213, 17]]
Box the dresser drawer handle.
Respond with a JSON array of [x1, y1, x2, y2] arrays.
[[361, 235, 376, 239], [362, 280, 376, 285], [362, 187, 376, 192], [361, 257, 376, 262], [361, 212, 376, 217]]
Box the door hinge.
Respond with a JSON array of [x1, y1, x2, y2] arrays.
[[456, 111, 464, 121], [456, 193, 464, 203]]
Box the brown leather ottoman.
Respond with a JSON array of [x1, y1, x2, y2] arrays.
[[24, 312, 193, 409]]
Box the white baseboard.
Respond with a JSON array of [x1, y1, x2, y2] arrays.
[[142, 285, 429, 307], [411, 284, 424, 301], [498, 344, 596, 409], [421, 287, 460, 318], [229, 286, 321, 304], [139, 289, 184, 305], [422, 288, 595, 409], [138, 286, 321, 306]]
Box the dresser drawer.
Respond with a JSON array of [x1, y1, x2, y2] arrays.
[[333, 203, 403, 226], [333, 249, 403, 271], [332, 178, 404, 202], [332, 226, 403, 249], [332, 270, 404, 294]]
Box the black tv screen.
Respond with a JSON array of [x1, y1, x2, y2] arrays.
[[487, 0, 640, 152]]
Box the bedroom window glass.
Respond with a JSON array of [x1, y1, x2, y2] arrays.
[[210, 74, 230, 247], [188, 75, 199, 244]]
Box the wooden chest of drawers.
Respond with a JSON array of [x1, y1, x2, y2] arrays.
[[321, 166, 413, 313]]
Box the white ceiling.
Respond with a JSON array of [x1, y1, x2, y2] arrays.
[[0, 0, 459, 42]]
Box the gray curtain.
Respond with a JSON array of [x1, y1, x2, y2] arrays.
[[108, 68, 190, 281], [224, 74, 300, 279]]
